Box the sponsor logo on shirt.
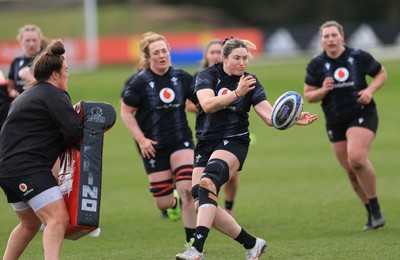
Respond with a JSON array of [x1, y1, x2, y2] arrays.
[[217, 88, 231, 96], [159, 88, 175, 103], [334, 67, 349, 82]]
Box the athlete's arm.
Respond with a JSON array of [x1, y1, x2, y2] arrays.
[[357, 66, 387, 105], [185, 99, 198, 113], [120, 101, 157, 159], [253, 100, 273, 127], [197, 75, 255, 113], [304, 77, 334, 103], [196, 88, 237, 113], [6, 79, 19, 98]]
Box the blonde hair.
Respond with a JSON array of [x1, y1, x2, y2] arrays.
[[319, 20, 344, 37], [138, 31, 170, 69], [17, 24, 43, 42], [222, 36, 256, 60]]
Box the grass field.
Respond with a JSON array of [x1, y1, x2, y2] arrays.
[[0, 58, 399, 259]]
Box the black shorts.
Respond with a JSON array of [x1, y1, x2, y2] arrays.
[[141, 139, 195, 174], [326, 106, 378, 142], [194, 135, 250, 171], [0, 171, 59, 203]]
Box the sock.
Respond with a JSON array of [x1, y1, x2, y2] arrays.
[[365, 203, 371, 215], [225, 200, 234, 211], [185, 227, 196, 243], [234, 228, 256, 250], [369, 197, 381, 214], [192, 226, 209, 252]]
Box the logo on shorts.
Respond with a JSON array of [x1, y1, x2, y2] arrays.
[[19, 183, 33, 196], [195, 154, 202, 163], [19, 183, 27, 192], [159, 88, 175, 103], [334, 67, 349, 82], [149, 159, 156, 168]]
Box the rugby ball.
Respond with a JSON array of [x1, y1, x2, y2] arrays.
[[271, 91, 303, 130]]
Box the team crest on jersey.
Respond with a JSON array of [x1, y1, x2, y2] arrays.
[[347, 57, 354, 64], [159, 88, 175, 103], [171, 77, 178, 85], [334, 67, 349, 82], [217, 88, 231, 96]]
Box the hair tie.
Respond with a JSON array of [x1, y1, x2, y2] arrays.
[[223, 36, 235, 45]]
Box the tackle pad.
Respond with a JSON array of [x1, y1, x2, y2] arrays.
[[58, 101, 116, 240]]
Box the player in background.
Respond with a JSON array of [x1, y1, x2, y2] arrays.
[[0, 40, 82, 260], [303, 20, 387, 230], [195, 39, 239, 216], [120, 32, 197, 247], [176, 37, 317, 260], [0, 69, 10, 129], [7, 24, 47, 98], [2, 25, 47, 129], [120, 69, 172, 219]]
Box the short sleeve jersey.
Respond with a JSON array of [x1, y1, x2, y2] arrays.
[[8, 56, 34, 94], [123, 66, 195, 149], [195, 62, 267, 140], [305, 47, 381, 121], [121, 70, 141, 98]]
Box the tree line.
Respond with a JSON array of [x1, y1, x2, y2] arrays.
[[99, 0, 399, 26]]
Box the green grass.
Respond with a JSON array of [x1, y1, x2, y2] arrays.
[[1, 58, 400, 259], [0, 4, 212, 40]]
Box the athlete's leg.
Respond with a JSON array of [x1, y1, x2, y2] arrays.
[[212, 168, 243, 239], [223, 173, 239, 215], [147, 170, 175, 210], [193, 151, 242, 235], [331, 140, 369, 204], [196, 150, 238, 229], [171, 149, 197, 241], [346, 126, 384, 228], [346, 127, 377, 198], [3, 207, 41, 260], [33, 189, 69, 260]]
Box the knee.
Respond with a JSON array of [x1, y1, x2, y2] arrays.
[[22, 218, 42, 233], [201, 158, 230, 194], [200, 177, 216, 193], [58, 214, 70, 231], [46, 213, 69, 231], [177, 188, 193, 204], [348, 154, 365, 171]]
